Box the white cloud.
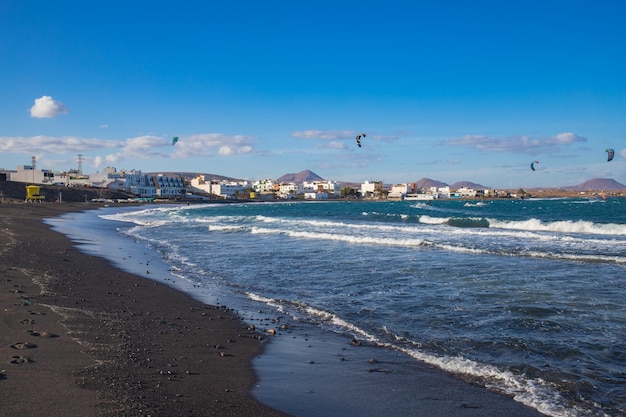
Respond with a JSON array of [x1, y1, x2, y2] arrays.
[[327, 141, 347, 149], [0, 132, 256, 170], [91, 135, 170, 163], [0, 135, 120, 154], [448, 132, 586, 154], [30, 96, 69, 118], [553, 132, 583, 144], [218, 146, 234, 156], [292, 129, 355, 140], [171, 134, 254, 158], [292, 130, 399, 147], [122, 136, 169, 157]]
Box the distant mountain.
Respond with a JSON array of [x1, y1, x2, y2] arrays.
[[450, 181, 489, 190], [414, 178, 448, 189], [566, 178, 626, 191], [149, 171, 626, 192], [276, 170, 324, 183]]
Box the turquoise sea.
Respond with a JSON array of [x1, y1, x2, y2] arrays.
[[48, 197, 626, 416]]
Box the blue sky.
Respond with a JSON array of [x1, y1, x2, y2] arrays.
[[1, 1, 625, 188]]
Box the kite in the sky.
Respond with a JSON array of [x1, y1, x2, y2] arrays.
[[606, 148, 614, 162], [355, 133, 366, 148], [172, 136, 179, 146], [530, 160, 539, 171]]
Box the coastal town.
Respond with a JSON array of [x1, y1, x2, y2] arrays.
[[1, 160, 526, 203], [1, 158, 622, 203]]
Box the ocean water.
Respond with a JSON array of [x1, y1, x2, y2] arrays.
[[48, 198, 626, 416]]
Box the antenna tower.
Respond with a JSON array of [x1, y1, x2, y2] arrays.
[[77, 154, 84, 175]]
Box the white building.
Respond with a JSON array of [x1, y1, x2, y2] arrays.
[[304, 192, 328, 200], [436, 186, 451, 198], [360, 180, 389, 197], [253, 179, 275, 194], [9, 164, 126, 190], [406, 185, 449, 200], [125, 172, 186, 198], [189, 176, 212, 194], [88, 167, 126, 190], [10, 165, 55, 184], [388, 183, 411, 199], [278, 182, 304, 199], [213, 181, 249, 198], [190, 176, 250, 198], [456, 187, 477, 198], [302, 180, 340, 195]]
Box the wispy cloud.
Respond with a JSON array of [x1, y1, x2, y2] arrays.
[[171, 133, 254, 158], [292, 129, 400, 146], [118, 135, 170, 159], [0, 133, 256, 170], [30, 96, 69, 118], [316, 141, 347, 150], [0, 135, 119, 154], [448, 132, 587, 154], [292, 129, 355, 140]]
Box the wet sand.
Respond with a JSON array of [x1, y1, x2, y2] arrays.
[[0, 201, 548, 416]]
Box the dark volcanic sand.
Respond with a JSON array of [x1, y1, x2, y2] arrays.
[[0, 202, 290, 417]]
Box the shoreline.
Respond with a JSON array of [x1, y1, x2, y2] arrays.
[[1, 201, 549, 417], [0, 202, 290, 417]]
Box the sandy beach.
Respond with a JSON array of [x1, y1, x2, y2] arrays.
[[0, 201, 549, 417], [0, 202, 290, 417]]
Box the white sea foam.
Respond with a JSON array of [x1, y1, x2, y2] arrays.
[[396, 344, 598, 417], [488, 218, 626, 235], [207, 224, 247, 233], [523, 250, 626, 265], [250, 227, 428, 247], [244, 290, 593, 417], [418, 215, 449, 224]]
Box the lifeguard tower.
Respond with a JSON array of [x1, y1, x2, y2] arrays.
[[25, 185, 45, 202]]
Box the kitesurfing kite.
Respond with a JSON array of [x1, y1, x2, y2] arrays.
[[530, 160, 539, 171], [606, 148, 614, 162], [355, 133, 366, 148], [172, 136, 179, 146]]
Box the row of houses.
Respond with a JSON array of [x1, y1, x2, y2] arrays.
[[6, 165, 186, 198], [189, 175, 341, 200], [4, 165, 493, 200], [363, 180, 494, 200]]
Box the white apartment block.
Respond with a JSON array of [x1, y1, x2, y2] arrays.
[[190, 176, 249, 198], [10, 165, 55, 184], [302, 180, 340, 194], [360, 180, 389, 197], [125, 172, 185, 198], [278, 182, 304, 199], [253, 179, 275, 193], [456, 187, 477, 198]]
